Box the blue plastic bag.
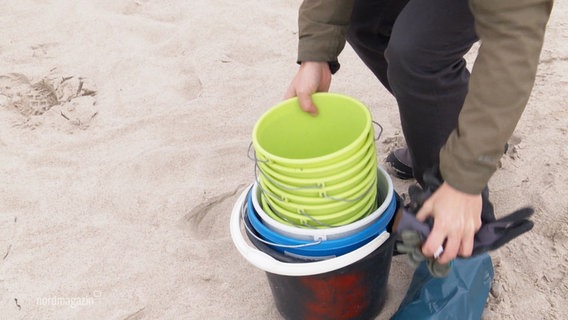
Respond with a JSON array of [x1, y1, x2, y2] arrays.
[[391, 253, 494, 320]]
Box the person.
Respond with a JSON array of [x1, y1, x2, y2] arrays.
[[284, 0, 552, 265]]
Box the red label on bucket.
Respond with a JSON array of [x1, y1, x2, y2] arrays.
[[300, 272, 369, 320]]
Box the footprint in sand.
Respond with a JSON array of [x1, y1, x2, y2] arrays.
[[0, 73, 58, 116], [0, 70, 98, 130], [180, 184, 247, 240]]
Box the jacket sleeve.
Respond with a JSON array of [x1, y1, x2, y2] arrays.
[[297, 0, 354, 72], [439, 0, 553, 194]]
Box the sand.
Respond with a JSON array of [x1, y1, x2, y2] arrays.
[[0, 1, 566, 319]]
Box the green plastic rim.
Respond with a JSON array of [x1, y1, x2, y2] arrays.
[[253, 166, 395, 237], [261, 176, 377, 225], [260, 160, 378, 207], [261, 182, 378, 228], [258, 156, 377, 199], [257, 132, 375, 179], [263, 179, 377, 217], [252, 93, 373, 168], [262, 180, 377, 218], [257, 148, 377, 192]]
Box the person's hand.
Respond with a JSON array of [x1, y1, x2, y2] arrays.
[[284, 61, 332, 116], [416, 182, 482, 264]]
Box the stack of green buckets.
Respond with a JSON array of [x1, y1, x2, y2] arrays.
[[253, 93, 378, 229]]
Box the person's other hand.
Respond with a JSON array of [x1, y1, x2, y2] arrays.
[[416, 182, 482, 264], [284, 61, 331, 116]]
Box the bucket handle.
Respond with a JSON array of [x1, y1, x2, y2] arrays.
[[372, 120, 383, 141], [241, 190, 325, 248], [254, 161, 323, 191], [258, 181, 342, 229], [247, 142, 269, 163], [262, 192, 334, 228], [259, 189, 334, 228], [255, 184, 300, 226], [261, 173, 377, 205], [256, 180, 287, 202], [320, 176, 377, 203], [230, 185, 391, 276]]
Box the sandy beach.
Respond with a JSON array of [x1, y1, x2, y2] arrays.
[[1, 1, 567, 319]]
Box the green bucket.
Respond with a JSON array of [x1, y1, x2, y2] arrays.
[[253, 166, 395, 236], [260, 160, 378, 208], [257, 151, 377, 195], [252, 93, 372, 169], [261, 185, 378, 228], [258, 131, 374, 179], [263, 179, 377, 218]]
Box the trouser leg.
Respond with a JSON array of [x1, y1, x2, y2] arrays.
[[346, 0, 409, 92], [385, 0, 476, 187], [347, 0, 495, 222]]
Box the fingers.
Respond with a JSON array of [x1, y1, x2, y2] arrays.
[[284, 61, 331, 116], [284, 84, 318, 116], [421, 227, 462, 264], [458, 228, 475, 258], [415, 199, 451, 259], [421, 217, 476, 263], [415, 198, 433, 222], [317, 70, 331, 93], [421, 223, 447, 259], [429, 231, 474, 264], [437, 235, 459, 264], [416, 205, 472, 263], [414, 182, 482, 264], [283, 84, 296, 100], [297, 91, 318, 116]]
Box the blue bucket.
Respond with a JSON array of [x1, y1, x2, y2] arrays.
[[245, 188, 397, 259]]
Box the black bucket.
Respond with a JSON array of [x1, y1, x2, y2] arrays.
[[230, 185, 396, 320], [265, 234, 395, 320]]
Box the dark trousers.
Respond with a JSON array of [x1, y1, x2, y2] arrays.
[[346, 0, 495, 222]]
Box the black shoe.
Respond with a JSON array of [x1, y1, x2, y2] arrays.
[[385, 148, 414, 180]]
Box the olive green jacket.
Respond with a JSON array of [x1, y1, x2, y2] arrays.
[[297, 0, 553, 194]]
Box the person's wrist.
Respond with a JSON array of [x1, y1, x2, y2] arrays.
[[300, 61, 327, 67], [299, 61, 334, 74]]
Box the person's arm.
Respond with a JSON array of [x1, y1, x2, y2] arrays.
[[297, 0, 354, 73], [418, 0, 553, 263], [285, 0, 354, 115], [440, 0, 553, 194]]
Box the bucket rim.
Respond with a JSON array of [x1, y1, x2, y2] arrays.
[[252, 93, 372, 166], [260, 132, 374, 176], [257, 151, 376, 190], [260, 180, 377, 226], [230, 184, 391, 276], [258, 157, 377, 206], [254, 166, 394, 240], [248, 189, 392, 252]]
